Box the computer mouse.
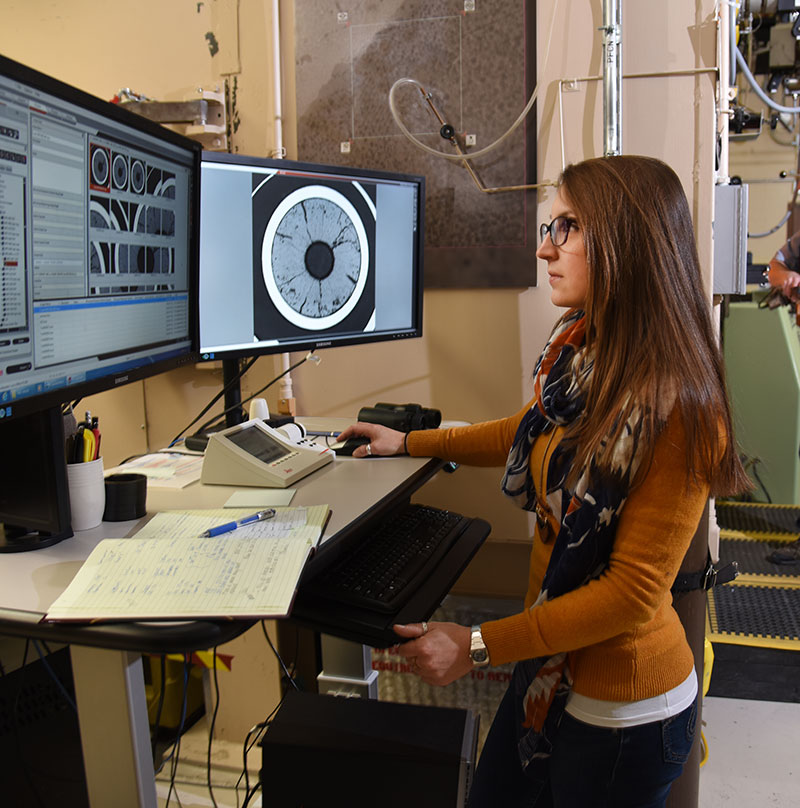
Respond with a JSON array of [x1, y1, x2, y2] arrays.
[[332, 436, 371, 456]]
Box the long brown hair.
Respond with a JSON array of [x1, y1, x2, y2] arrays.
[[558, 155, 749, 496]]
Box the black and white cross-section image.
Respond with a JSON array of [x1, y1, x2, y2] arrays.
[[87, 152, 178, 296], [89, 143, 110, 192], [251, 173, 376, 341], [112, 152, 129, 191], [130, 159, 145, 194]]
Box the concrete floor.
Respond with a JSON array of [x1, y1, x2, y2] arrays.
[[699, 696, 800, 806]]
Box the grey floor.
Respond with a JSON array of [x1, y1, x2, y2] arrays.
[[155, 694, 800, 807], [699, 696, 800, 806]]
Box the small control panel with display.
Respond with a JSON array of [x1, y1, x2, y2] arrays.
[[201, 419, 333, 488]]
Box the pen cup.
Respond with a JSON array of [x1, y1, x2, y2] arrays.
[[103, 472, 147, 521], [67, 457, 106, 531]]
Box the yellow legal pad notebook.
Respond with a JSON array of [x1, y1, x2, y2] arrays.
[[44, 505, 330, 622]]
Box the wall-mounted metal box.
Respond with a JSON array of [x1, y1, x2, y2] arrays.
[[713, 183, 749, 296]]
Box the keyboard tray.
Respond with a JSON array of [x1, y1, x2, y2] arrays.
[[303, 504, 471, 613]]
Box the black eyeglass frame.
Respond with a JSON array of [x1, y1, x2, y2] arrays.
[[539, 216, 577, 247]]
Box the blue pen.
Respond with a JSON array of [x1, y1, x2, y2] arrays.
[[199, 509, 277, 538]]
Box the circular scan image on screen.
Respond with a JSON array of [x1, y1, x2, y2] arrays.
[[261, 185, 370, 330], [252, 175, 376, 343], [130, 159, 146, 194], [112, 154, 129, 190], [90, 146, 110, 188]]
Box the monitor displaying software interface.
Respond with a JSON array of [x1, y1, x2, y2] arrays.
[[0, 59, 197, 418], [198, 153, 424, 359]]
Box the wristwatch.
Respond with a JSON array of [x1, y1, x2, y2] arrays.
[[469, 624, 490, 668]]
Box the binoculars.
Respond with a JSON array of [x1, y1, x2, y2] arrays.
[[357, 402, 442, 433]]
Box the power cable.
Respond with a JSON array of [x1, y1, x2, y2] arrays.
[[169, 356, 258, 446], [172, 352, 318, 446], [261, 620, 299, 692], [193, 353, 316, 437], [206, 647, 220, 808], [151, 655, 167, 764], [160, 657, 190, 808]]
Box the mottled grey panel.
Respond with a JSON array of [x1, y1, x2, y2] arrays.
[[295, 0, 537, 288]]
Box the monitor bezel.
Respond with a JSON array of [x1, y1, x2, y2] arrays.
[[0, 53, 201, 423], [197, 150, 425, 363]]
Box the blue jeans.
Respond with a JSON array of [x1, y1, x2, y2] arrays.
[[468, 683, 697, 808]]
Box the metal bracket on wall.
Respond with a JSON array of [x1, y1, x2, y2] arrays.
[[123, 85, 227, 150]]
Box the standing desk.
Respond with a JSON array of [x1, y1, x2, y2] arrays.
[[0, 419, 488, 808]]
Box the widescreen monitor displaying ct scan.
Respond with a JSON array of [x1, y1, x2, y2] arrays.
[[198, 152, 424, 360], [0, 53, 200, 551]]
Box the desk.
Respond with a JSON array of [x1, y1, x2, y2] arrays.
[[0, 419, 486, 808]]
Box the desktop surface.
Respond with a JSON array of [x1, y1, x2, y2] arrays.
[[0, 419, 443, 617], [0, 418, 490, 651]]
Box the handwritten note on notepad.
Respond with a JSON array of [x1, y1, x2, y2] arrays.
[[44, 505, 330, 622]]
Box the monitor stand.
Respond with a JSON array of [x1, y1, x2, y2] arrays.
[[0, 407, 74, 553], [0, 523, 69, 552], [222, 358, 247, 427]]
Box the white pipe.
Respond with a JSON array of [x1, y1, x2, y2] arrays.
[[271, 0, 284, 157], [271, 0, 294, 403]]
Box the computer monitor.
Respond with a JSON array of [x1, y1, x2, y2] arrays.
[[0, 54, 200, 550], [197, 152, 424, 362]]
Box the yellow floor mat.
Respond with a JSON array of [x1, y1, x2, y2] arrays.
[[709, 502, 800, 650]]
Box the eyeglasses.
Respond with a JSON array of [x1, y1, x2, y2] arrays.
[[539, 216, 577, 247]]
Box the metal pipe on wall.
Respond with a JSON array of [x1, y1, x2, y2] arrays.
[[602, 0, 622, 156], [270, 0, 295, 411], [717, 0, 732, 181]]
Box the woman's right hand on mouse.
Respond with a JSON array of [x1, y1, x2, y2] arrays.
[[336, 422, 407, 457]]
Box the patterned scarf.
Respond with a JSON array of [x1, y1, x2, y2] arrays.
[[500, 308, 647, 784]]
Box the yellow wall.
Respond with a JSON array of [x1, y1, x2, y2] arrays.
[[0, 1, 720, 571]]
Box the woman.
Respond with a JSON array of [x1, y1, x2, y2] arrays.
[[337, 155, 749, 807]]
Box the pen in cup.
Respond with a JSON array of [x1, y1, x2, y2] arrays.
[[65, 412, 102, 462], [91, 416, 101, 459], [199, 508, 277, 538]]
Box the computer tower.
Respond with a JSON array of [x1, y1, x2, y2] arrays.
[[259, 691, 479, 807]]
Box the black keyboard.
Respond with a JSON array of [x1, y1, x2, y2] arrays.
[[307, 504, 470, 613]]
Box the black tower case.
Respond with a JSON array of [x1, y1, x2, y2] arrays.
[[259, 691, 479, 807]]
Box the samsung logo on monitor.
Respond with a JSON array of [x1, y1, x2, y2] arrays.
[[115, 375, 130, 385]]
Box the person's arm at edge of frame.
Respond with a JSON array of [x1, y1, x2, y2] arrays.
[[767, 256, 800, 300]]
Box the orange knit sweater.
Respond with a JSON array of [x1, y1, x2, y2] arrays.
[[407, 403, 708, 702]]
